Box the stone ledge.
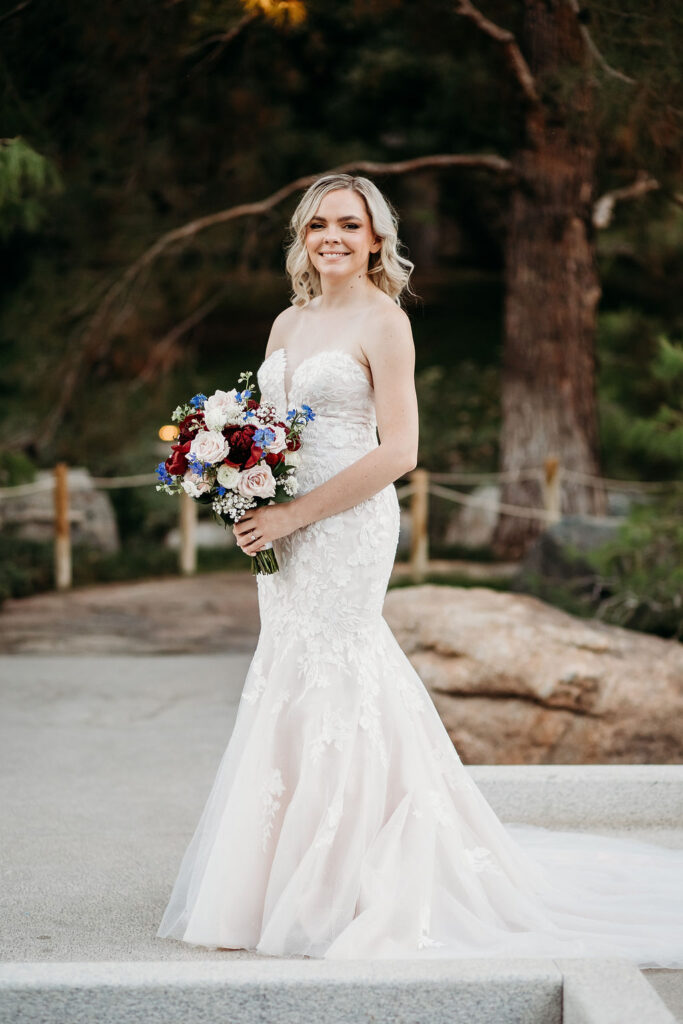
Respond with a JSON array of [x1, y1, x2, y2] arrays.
[[559, 958, 678, 1024], [0, 959, 562, 1024], [0, 958, 676, 1024]]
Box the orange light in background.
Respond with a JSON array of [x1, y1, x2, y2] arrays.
[[159, 424, 180, 442], [242, 0, 306, 26]]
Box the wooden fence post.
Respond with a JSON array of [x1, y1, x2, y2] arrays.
[[542, 456, 562, 525], [409, 468, 429, 582], [179, 491, 198, 575], [53, 462, 72, 590]]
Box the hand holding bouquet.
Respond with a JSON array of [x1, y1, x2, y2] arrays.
[[155, 370, 315, 575]]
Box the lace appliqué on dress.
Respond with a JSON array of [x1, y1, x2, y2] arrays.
[[261, 768, 285, 851], [309, 705, 353, 763]]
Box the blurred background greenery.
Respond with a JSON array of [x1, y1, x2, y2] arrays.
[[0, 0, 681, 635]]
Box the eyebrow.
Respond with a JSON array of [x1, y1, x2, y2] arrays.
[[310, 215, 362, 221]]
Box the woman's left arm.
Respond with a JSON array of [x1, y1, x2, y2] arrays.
[[234, 308, 418, 554]]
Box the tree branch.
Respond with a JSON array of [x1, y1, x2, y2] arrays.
[[0, 0, 32, 27], [454, 0, 540, 106], [186, 10, 261, 70], [129, 288, 229, 392], [42, 152, 514, 441], [566, 0, 636, 86], [592, 172, 660, 229]]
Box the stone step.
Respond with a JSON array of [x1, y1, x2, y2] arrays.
[[0, 958, 678, 1024]]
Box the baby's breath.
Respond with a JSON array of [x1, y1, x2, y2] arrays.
[[212, 491, 257, 520]]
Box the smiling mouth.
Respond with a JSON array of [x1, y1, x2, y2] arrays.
[[319, 252, 351, 259]]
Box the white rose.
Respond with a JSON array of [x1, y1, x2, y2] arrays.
[[284, 449, 300, 467], [216, 464, 240, 489], [237, 464, 276, 500], [182, 471, 211, 497], [204, 389, 242, 431], [190, 429, 230, 465], [264, 424, 288, 453]]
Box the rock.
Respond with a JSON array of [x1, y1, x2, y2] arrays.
[[443, 484, 500, 549], [0, 467, 119, 552], [383, 584, 683, 765], [511, 515, 620, 602], [165, 520, 235, 549]]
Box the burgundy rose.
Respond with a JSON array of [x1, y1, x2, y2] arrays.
[[286, 435, 302, 452], [246, 398, 260, 410], [264, 451, 284, 468], [224, 425, 261, 469], [177, 410, 205, 442], [165, 440, 191, 475]]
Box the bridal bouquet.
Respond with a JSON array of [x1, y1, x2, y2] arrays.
[[155, 370, 315, 575]]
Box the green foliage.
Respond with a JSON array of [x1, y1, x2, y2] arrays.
[[0, 449, 36, 487], [584, 491, 683, 638], [415, 360, 500, 472], [0, 138, 62, 239], [598, 330, 683, 476], [0, 536, 54, 603], [0, 533, 251, 606]]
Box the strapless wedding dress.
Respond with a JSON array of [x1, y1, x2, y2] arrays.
[[157, 346, 683, 966]]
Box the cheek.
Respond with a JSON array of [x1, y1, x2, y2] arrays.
[[350, 231, 371, 250]]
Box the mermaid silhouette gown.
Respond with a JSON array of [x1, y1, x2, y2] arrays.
[[157, 346, 683, 966]]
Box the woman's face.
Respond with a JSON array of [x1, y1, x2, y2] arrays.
[[304, 188, 381, 281]]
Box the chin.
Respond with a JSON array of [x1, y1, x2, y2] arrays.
[[316, 260, 360, 275]]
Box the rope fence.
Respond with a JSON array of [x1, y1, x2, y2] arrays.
[[0, 459, 679, 589]]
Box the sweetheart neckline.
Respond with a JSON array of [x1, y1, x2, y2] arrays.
[[260, 347, 373, 404]]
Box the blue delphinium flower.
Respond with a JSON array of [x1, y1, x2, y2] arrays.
[[216, 485, 227, 496], [286, 409, 296, 422], [189, 393, 207, 409], [235, 389, 252, 403], [243, 408, 255, 419], [187, 454, 205, 475], [155, 462, 173, 484], [253, 427, 276, 448], [302, 403, 316, 422]]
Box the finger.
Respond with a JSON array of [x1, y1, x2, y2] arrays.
[[240, 529, 264, 553]]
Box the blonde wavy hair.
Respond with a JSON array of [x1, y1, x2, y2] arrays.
[[284, 173, 416, 308]]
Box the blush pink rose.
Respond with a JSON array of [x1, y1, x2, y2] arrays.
[[189, 429, 230, 465], [237, 464, 276, 500]]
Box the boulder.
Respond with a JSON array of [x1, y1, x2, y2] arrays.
[[0, 467, 120, 552], [383, 584, 683, 764], [442, 484, 500, 549], [511, 515, 619, 602]]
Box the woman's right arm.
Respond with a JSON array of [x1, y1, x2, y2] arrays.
[[263, 307, 294, 360]]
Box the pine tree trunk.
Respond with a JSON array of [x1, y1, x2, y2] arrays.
[[492, 1, 607, 559]]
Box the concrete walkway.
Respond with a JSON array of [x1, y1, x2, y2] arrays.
[[1, 653, 681, 1022], [1, 654, 256, 962]]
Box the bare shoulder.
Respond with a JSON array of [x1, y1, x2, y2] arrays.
[[362, 301, 414, 370], [264, 304, 300, 357]]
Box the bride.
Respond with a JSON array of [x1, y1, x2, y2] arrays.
[[157, 173, 683, 966]]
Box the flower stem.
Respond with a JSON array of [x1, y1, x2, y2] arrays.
[[251, 547, 280, 575]]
